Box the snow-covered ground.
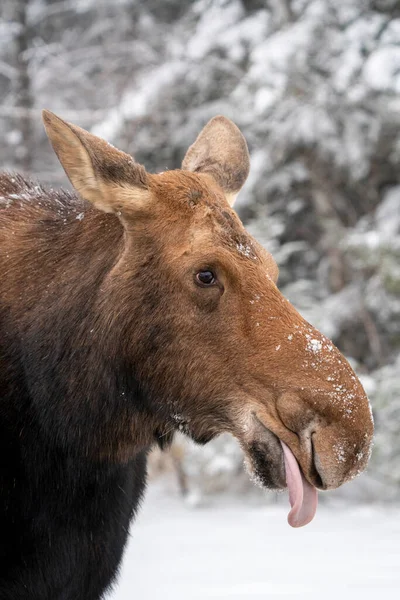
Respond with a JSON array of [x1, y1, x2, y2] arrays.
[[111, 484, 400, 600]]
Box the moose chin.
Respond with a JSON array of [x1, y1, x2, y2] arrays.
[[0, 111, 374, 599]]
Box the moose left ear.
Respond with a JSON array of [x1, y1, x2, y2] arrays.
[[42, 110, 150, 214], [182, 116, 250, 206]]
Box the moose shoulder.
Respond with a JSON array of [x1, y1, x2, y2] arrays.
[[0, 112, 373, 599]]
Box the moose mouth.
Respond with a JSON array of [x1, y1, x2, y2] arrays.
[[245, 416, 318, 528]]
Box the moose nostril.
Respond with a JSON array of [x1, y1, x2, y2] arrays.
[[310, 433, 325, 490]]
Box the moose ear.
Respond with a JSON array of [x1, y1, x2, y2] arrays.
[[42, 110, 150, 214], [182, 116, 250, 206]]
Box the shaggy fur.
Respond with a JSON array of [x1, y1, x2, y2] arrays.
[[0, 113, 373, 599], [0, 177, 149, 599]]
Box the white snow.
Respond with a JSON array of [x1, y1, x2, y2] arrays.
[[92, 61, 187, 141], [111, 485, 400, 600], [186, 0, 242, 61], [376, 186, 400, 237], [307, 338, 322, 353], [237, 243, 256, 259], [363, 47, 400, 94]]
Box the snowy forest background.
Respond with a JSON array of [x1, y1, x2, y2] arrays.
[[1, 0, 399, 504]]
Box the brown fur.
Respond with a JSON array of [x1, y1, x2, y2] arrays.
[[1, 113, 374, 481], [0, 114, 374, 598], [0, 164, 373, 479]]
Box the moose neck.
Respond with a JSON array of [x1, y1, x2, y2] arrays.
[[3, 186, 164, 463]]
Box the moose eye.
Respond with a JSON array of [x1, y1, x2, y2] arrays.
[[195, 270, 216, 286]]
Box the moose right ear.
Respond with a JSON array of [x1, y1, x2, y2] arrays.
[[182, 116, 250, 207], [42, 110, 151, 214]]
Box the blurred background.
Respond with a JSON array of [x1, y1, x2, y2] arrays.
[[1, 0, 399, 597]]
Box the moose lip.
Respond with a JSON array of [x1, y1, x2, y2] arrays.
[[247, 415, 319, 527], [244, 416, 287, 490]]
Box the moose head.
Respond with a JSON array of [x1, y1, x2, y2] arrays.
[[42, 111, 374, 527]]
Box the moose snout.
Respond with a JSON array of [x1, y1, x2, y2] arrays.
[[311, 419, 373, 489], [276, 380, 374, 491]]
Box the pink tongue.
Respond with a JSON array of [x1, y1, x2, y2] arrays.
[[280, 441, 318, 528]]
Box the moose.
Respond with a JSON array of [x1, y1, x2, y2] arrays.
[[0, 111, 373, 599]]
